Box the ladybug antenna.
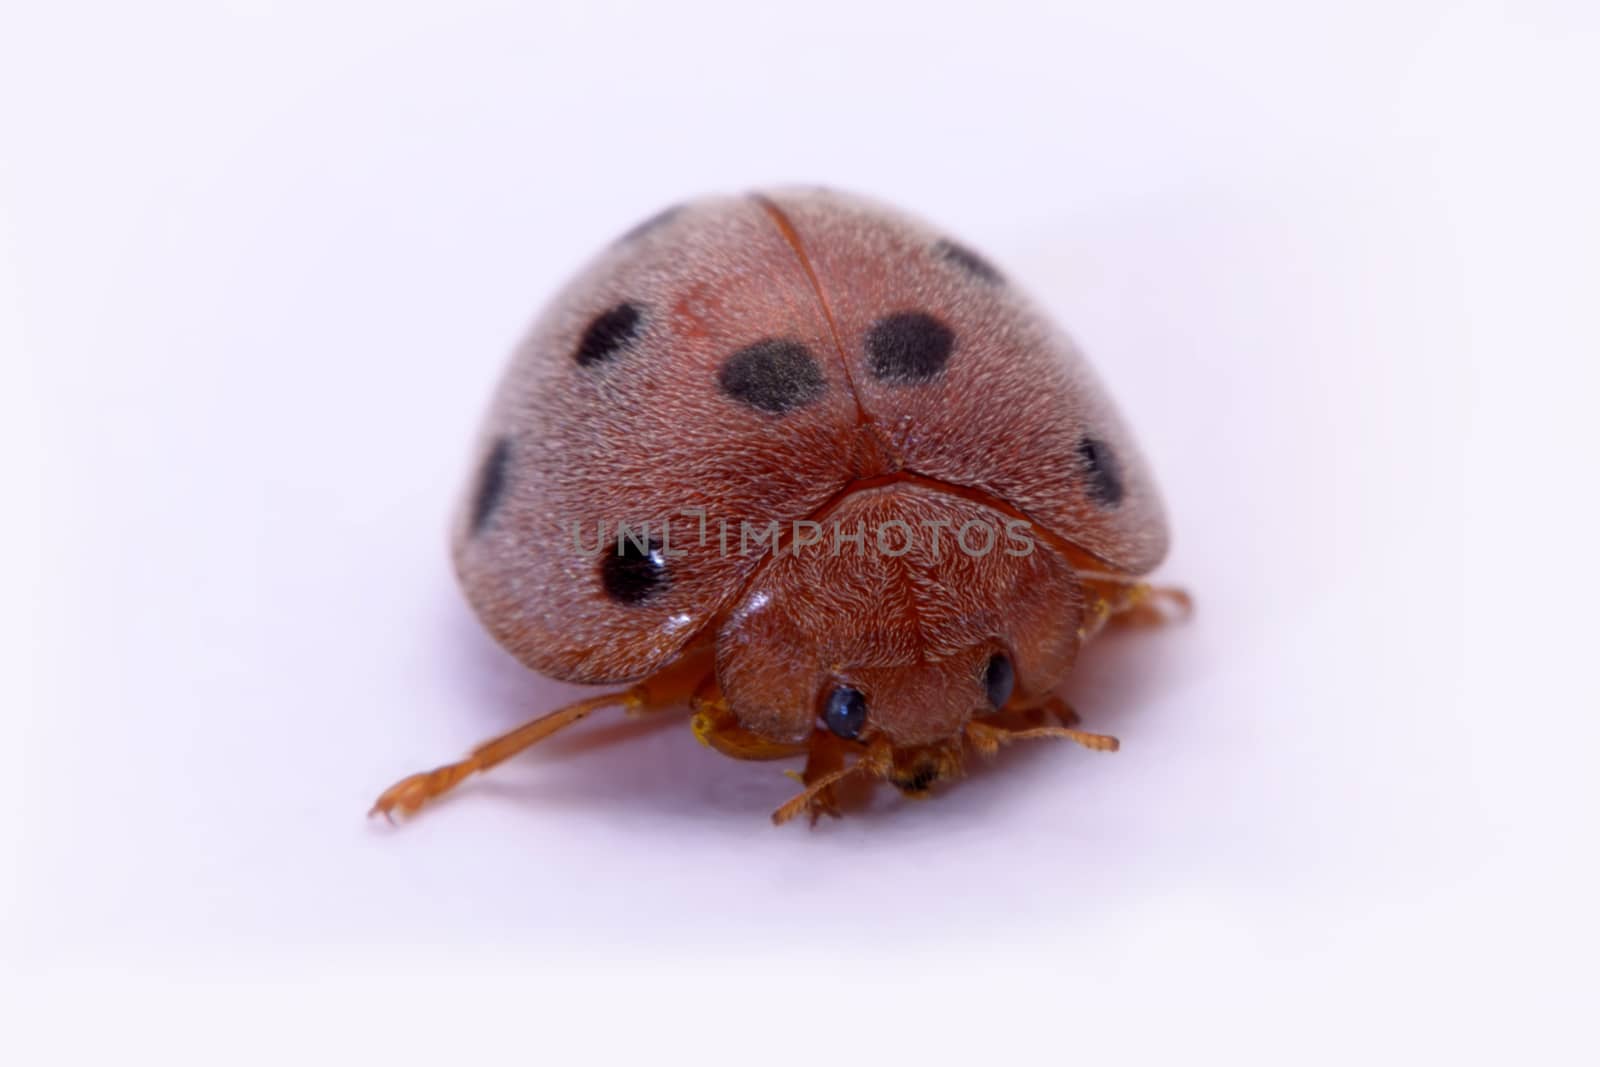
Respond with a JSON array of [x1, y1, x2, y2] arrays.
[[964, 718, 1120, 757]]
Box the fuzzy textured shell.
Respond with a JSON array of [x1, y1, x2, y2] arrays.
[[453, 188, 1168, 684]]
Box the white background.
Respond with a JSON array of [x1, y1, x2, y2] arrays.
[[4, 1, 1598, 1063]]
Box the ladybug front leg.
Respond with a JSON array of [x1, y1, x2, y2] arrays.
[[689, 684, 865, 824], [782, 732, 859, 824], [370, 651, 714, 822], [689, 678, 810, 761], [370, 688, 645, 821], [771, 738, 894, 826]]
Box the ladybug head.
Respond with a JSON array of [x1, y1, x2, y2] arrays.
[[713, 486, 1086, 790]]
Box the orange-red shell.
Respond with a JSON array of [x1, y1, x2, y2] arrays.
[[453, 189, 1168, 715]]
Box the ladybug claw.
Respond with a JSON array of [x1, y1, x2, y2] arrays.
[[368, 769, 448, 822], [806, 787, 843, 825]]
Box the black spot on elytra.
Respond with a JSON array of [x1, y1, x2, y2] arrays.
[[718, 339, 825, 414], [934, 238, 1002, 284], [600, 536, 669, 605], [1079, 436, 1125, 508], [469, 438, 511, 535], [575, 303, 643, 366], [866, 311, 954, 384], [618, 204, 681, 243]]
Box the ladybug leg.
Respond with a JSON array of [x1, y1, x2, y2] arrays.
[[368, 652, 720, 822], [1108, 583, 1192, 628], [782, 732, 857, 824], [369, 688, 647, 821], [1077, 574, 1193, 639], [1043, 701, 1079, 728], [690, 679, 810, 761], [693, 696, 864, 823], [771, 739, 893, 826]]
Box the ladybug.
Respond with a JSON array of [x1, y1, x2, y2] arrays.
[[372, 188, 1189, 826]]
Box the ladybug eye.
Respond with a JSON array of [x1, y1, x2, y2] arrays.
[[984, 653, 1015, 709], [822, 686, 868, 740]]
